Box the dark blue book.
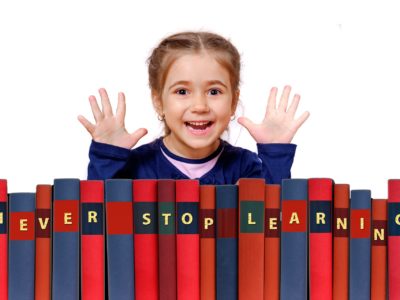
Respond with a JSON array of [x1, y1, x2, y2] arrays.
[[8, 192, 36, 300], [349, 190, 371, 300], [280, 179, 308, 300], [105, 179, 135, 300], [52, 178, 80, 300], [216, 184, 238, 300]]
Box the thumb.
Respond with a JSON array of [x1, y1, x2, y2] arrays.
[[77, 115, 95, 135], [237, 116, 255, 132], [129, 128, 148, 146]]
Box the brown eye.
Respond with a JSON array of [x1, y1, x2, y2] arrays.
[[176, 89, 188, 95], [209, 89, 221, 96]]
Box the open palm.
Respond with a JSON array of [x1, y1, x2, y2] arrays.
[[78, 88, 147, 149], [238, 86, 310, 144]]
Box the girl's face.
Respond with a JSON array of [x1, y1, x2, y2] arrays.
[[154, 52, 237, 159]]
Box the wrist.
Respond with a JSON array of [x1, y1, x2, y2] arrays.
[[256, 137, 292, 144]]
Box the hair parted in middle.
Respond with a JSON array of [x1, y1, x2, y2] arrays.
[[147, 31, 242, 134]]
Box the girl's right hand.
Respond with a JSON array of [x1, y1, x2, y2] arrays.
[[78, 88, 148, 149]]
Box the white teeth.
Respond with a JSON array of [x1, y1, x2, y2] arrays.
[[187, 121, 209, 126]]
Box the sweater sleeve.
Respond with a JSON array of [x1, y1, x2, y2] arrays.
[[256, 143, 297, 184], [87, 140, 132, 180]]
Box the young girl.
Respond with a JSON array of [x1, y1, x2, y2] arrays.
[[78, 31, 309, 184]]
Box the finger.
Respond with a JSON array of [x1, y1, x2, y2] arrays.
[[287, 94, 301, 117], [277, 85, 291, 112], [265, 87, 278, 115], [130, 128, 148, 145], [99, 88, 113, 117], [77, 115, 95, 134], [116, 92, 126, 122], [237, 116, 255, 132], [292, 111, 310, 131], [89, 95, 103, 122]]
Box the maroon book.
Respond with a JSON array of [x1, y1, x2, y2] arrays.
[[157, 179, 177, 300]]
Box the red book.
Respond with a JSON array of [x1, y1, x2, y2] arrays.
[[238, 178, 265, 300], [308, 178, 333, 300], [133, 179, 159, 300], [35, 185, 52, 300], [200, 185, 216, 300], [0, 179, 7, 300], [176, 179, 200, 300], [264, 184, 280, 300], [388, 179, 400, 299], [80, 180, 105, 300], [371, 198, 387, 300], [333, 184, 349, 300], [157, 180, 177, 300]]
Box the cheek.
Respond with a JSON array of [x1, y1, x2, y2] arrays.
[[163, 102, 189, 123], [164, 103, 186, 116], [162, 96, 179, 113], [213, 99, 234, 117]]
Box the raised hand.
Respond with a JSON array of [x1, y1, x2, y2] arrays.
[[237, 86, 310, 144], [78, 88, 147, 149]]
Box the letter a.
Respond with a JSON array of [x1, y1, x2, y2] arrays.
[[289, 212, 300, 224]]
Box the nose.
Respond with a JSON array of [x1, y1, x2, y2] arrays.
[[190, 93, 210, 113]]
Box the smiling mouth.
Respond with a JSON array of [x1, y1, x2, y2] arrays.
[[185, 121, 213, 130]]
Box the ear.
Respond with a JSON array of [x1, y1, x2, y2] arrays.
[[231, 89, 240, 115], [151, 91, 163, 115]]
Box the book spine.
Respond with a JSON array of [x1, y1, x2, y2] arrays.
[[105, 179, 135, 300], [216, 184, 238, 300], [238, 178, 265, 300], [52, 178, 80, 300], [349, 189, 371, 300], [0, 179, 7, 300], [8, 193, 36, 299], [80, 180, 105, 300], [133, 179, 159, 300], [280, 179, 308, 300], [388, 179, 400, 300], [35, 185, 52, 300], [200, 185, 216, 300], [176, 179, 200, 300], [264, 184, 281, 300], [157, 179, 177, 300], [371, 198, 387, 300], [308, 178, 333, 300], [333, 184, 350, 300]]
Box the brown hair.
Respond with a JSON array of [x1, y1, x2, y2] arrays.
[[148, 31, 241, 93], [147, 31, 241, 134]]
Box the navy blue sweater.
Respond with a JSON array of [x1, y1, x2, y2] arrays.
[[88, 138, 296, 185]]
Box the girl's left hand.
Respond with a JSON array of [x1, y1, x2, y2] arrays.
[[237, 86, 310, 144]]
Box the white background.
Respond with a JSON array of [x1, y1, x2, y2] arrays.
[[1, 0, 399, 197]]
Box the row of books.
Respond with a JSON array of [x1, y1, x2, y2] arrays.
[[1, 178, 400, 300]]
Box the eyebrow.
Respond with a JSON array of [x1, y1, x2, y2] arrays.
[[168, 80, 228, 90], [168, 81, 190, 90], [208, 80, 228, 89]]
